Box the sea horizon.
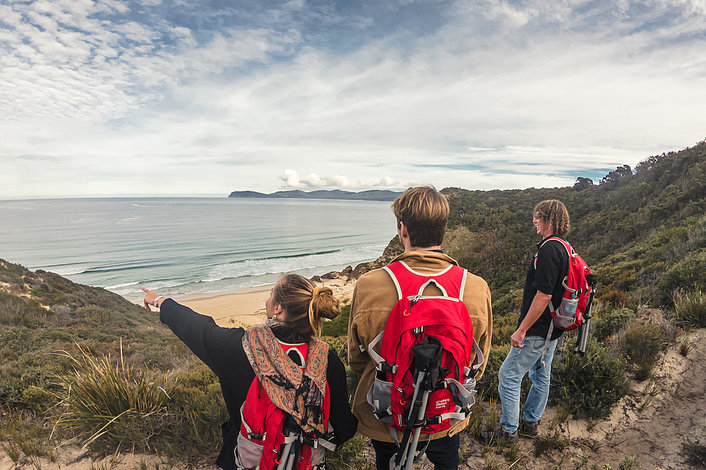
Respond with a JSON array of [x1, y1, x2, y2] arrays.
[[0, 197, 396, 303]]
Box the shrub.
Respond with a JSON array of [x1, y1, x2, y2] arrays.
[[550, 338, 630, 419], [618, 456, 642, 470], [615, 322, 664, 380], [326, 434, 372, 470], [491, 313, 519, 346], [475, 343, 532, 403], [592, 307, 636, 342], [477, 343, 509, 400], [659, 250, 706, 304], [673, 289, 706, 329], [321, 336, 347, 365], [321, 304, 350, 337]]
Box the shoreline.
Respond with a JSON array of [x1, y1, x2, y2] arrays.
[[169, 277, 356, 329]]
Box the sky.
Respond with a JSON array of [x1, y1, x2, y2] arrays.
[[1, 0, 705, 198]]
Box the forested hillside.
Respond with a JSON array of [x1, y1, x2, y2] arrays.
[[441, 141, 706, 318]]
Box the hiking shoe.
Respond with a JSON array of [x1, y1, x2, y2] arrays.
[[520, 420, 539, 437], [479, 428, 518, 444]]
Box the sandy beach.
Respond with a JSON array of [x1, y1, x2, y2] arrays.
[[174, 277, 356, 328]]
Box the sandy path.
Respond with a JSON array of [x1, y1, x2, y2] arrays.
[[455, 328, 706, 470]]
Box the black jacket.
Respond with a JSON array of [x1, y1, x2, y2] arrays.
[[160, 299, 358, 469]]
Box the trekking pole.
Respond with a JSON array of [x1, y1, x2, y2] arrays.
[[403, 388, 431, 470], [393, 336, 443, 470], [277, 418, 300, 470], [277, 440, 294, 470], [392, 369, 427, 470], [575, 274, 597, 356]]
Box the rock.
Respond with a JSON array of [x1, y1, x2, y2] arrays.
[[341, 266, 353, 279]]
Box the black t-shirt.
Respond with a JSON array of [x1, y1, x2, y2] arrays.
[[159, 299, 357, 470], [518, 237, 570, 340]]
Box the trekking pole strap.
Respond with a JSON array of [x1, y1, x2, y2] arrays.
[[539, 322, 554, 369], [367, 331, 398, 374]]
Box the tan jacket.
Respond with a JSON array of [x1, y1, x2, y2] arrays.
[[347, 250, 493, 442]]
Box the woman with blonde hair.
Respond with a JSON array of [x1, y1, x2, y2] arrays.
[[142, 274, 357, 470]]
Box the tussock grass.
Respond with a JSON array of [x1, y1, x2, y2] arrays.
[[54, 343, 226, 462], [673, 289, 706, 329], [615, 322, 664, 381], [55, 343, 173, 449]]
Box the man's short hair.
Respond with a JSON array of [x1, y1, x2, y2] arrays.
[[391, 186, 449, 248], [534, 199, 570, 237]]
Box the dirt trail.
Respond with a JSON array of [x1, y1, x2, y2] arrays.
[[456, 328, 706, 470]]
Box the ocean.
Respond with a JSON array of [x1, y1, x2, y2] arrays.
[[0, 198, 396, 303]]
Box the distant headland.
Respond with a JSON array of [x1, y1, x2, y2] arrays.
[[228, 189, 402, 201]]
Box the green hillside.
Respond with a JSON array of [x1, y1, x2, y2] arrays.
[[441, 141, 706, 317], [0, 259, 226, 462]]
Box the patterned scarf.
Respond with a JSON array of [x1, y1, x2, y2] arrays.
[[242, 321, 329, 434]]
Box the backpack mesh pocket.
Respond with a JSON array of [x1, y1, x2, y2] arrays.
[[235, 433, 264, 469], [366, 376, 393, 421]]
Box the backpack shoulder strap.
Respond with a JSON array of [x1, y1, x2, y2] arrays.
[[535, 237, 573, 269]]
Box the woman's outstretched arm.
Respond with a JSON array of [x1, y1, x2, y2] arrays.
[[142, 288, 247, 378]]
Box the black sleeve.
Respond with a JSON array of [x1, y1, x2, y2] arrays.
[[325, 350, 358, 446], [159, 298, 248, 380], [533, 241, 564, 296]]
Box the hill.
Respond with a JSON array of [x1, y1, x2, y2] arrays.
[[0, 259, 227, 464], [439, 141, 706, 320], [228, 189, 402, 201]]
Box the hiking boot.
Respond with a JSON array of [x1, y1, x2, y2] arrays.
[[520, 420, 539, 437], [479, 428, 518, 444]]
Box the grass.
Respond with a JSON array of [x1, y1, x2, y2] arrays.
[[682, 438, 706, 468], [53, 343, 226, 462], [533, 420, 568, 458], [616, 322, 665, 381], [673, 289, 706, 329], [0, 407, 55, 468], [325, 435, 374, 470], [55, 342, 173, 449]]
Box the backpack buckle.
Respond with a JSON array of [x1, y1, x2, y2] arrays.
[[425, 416, 443, 425], [376, 362, 398, 374]]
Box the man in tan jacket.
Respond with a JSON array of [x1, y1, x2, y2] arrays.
[[348, 186, 493, 470]]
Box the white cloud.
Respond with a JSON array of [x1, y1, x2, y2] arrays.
[[0, 0, 705, 198], [280, 169, 301, 187]]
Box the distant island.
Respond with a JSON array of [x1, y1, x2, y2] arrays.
[[228, 189, 403, 201]]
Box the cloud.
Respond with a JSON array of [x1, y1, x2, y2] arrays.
[[280, 169, 301, 187], [1, 0, 705, 198], [279, 170, 396, 190]]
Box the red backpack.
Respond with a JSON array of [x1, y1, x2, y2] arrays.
[[235, 341, 335, 470], [366, 261, 483, 467], [535, 238, 594, 365], [536, 237, 593, 331]]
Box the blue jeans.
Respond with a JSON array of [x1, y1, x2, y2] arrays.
[[498, 335, 558, 433]]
